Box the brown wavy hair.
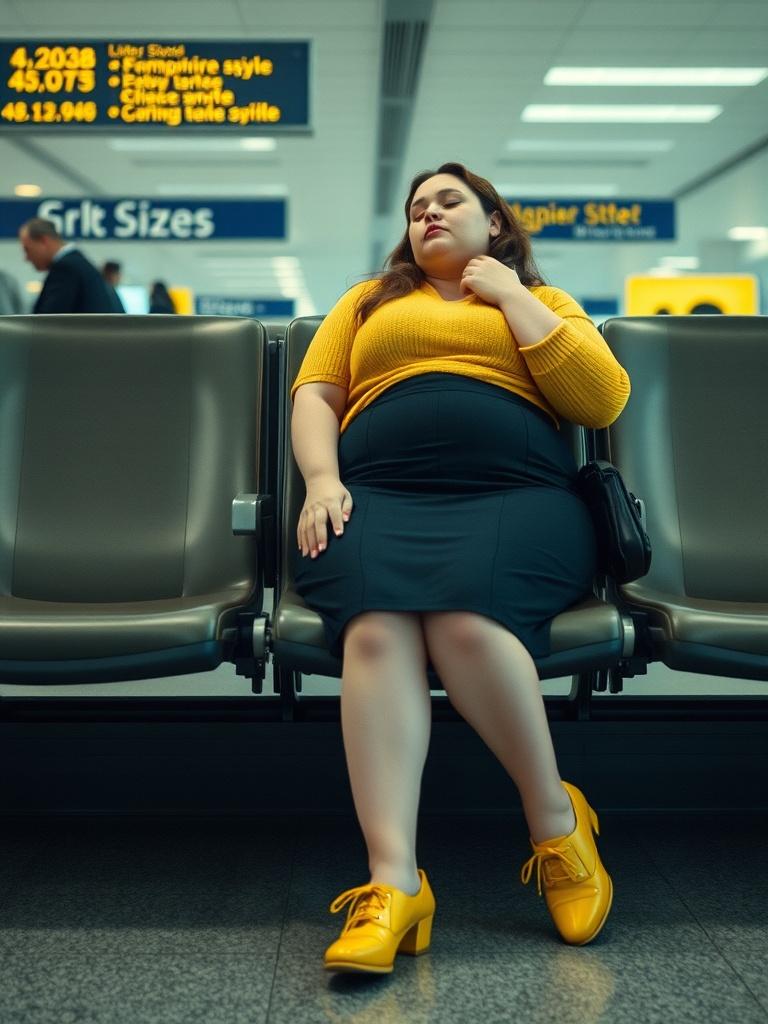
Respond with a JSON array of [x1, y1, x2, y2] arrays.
[[354, 161, 546, 326]]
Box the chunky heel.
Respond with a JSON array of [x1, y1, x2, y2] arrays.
[[398, 914, 433, 955], [324, 870, 436, 973], [589, 805, 600, 835]]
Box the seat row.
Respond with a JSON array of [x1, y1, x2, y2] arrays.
[[0, 312, 766, 719]]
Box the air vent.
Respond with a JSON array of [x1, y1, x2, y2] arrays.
[[382, 21, 428, 98], [375, 162, 400, 217]]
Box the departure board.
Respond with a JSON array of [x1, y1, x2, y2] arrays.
[[0, 40, 309, 131]]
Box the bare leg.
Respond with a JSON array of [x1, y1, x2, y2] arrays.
[[422, 611, 576, 844], [340, 611, 432, 895]]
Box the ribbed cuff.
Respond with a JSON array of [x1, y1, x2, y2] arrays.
[[518, 321, 582, 375]]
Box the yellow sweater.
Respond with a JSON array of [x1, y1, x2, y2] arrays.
[[291, 278, 630, 433]]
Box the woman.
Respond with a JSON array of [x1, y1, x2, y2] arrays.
[[290, 163, 630, 972]]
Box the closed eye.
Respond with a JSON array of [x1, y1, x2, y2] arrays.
[[411, 201, 460, 223]]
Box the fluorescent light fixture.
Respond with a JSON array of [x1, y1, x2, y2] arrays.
[[155, 183, 287, 196], [15, 183, 42, 197], [506, 139, 674, 153], [728, 226, 768, 240], [498, 183, 620, 197], [110, 138, 276, 152], [240, 138, 277, 151], [522, 105, 722, 122], [545, 67, 768, 87], [659, 256, 700, 269], [646, 267, 682, 277]]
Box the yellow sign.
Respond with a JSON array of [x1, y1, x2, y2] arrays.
[[168, 287, 194, 315], [625, 275, 759, 315]]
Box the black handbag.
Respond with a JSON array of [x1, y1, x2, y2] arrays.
[[574, 460, 652, 583]]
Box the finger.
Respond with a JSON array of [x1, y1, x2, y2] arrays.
[[311, 504, 329, 555], [328, 500, 344, 537], [341, 493, 354, 522]]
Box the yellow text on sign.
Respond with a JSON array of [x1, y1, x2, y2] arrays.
[[625, 275, 759, 315]]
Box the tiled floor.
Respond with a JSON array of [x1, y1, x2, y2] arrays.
[[1, 810, 767, 1023]]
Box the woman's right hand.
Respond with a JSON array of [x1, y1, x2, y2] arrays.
[[298, 474, 354, 558]]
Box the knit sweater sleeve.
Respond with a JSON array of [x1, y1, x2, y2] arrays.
[[518, 287, 631, 429], [290, 281, 375, 402]]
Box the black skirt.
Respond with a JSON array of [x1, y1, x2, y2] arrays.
[[293, 372, 597, 662]]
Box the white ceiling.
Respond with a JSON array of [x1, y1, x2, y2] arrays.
[[1, 0, 767, 314]]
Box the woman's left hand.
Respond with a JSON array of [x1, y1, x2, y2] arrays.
[[460, 256, 524, 306]]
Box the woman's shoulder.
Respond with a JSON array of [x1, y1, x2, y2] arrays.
[[528, 282, 583, 312]]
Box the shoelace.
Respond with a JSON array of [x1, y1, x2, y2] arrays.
[[329, 884, 390, 931], [520, 843, 585, 897]]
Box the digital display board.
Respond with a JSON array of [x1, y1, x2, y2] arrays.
[[0, 40, 309, 131]]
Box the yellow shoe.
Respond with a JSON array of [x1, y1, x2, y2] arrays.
[[323, 869, 436, 974], [520, 781, 613, 945]]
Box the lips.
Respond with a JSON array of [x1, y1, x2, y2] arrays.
[[424, 226, 445, 240]]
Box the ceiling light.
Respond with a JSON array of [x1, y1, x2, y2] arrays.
[[522, 105, 722, 122], [659, 256, 700, 269], [240, 138, 277, 151], [728, 226, 768, 240], [25, 281, 42, 294], [110, 138, 276, 152], [506, 139, 674, 153], [499, 183, 620, 197], [15, 184, 42, 197], [544, 67, 768, 87], [155, 183, 288, 196]]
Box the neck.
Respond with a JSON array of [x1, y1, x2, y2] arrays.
[[425, 275, 464, 301]]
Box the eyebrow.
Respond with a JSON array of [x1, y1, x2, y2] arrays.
[[410, 188, 464, 213]]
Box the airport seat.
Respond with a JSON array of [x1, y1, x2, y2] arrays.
[[596, 315, 768, 683], [0, 314, 271, 685], [271, 316, 631, 706]]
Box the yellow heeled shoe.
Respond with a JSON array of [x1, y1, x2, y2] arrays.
[[323, 869, 436, 974], [520, 781, 613, 945]]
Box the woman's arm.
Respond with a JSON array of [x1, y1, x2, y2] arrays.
[[291, 382, 346, 484], [291, 382, 354, 558]]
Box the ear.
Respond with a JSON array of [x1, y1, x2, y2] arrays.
[[489, 210, 501, 238]]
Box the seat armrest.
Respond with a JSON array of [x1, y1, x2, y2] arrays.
[[232, 493, 276, 587]]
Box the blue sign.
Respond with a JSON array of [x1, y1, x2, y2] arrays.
[[0, 198, 286, 240], [581, 298, 619, 318], [0, 40, 309, 131], [505, 199, 675, 241], [195, 296, 295, 317]]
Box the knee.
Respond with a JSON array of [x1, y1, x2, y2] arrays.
[[344, 612, 419, 662], [423, 611, 498, 659]]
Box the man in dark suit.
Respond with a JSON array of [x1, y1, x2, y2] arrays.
[[19, 218, 123, 314]]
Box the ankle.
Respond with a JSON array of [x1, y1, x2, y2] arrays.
[[369, 863, 421, 896], [529, 795, 577, 845]]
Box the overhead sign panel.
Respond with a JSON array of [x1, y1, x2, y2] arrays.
[[0, 198, 287, 240], [504, 199, 675, 241], [0, 40, 309, 131]]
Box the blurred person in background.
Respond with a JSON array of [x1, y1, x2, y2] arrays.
[[101, 260, 126, 313], [19, 218, 120, 314], [149, 280, 176, 314], [0, 267, 24, 314]]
